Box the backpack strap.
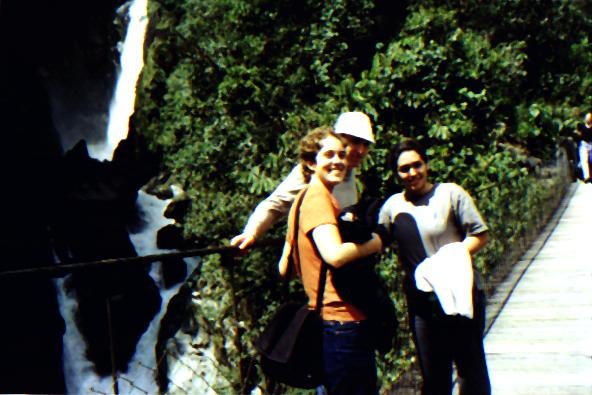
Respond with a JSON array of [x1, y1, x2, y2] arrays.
[[290, 189, 327, 315]]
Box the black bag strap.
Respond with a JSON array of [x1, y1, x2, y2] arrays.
[[288, 188, 328, 315]]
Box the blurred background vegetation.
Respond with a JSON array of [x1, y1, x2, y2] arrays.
[[133, 0, 591, 393]]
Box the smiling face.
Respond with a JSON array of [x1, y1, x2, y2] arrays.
[[397, 149, 432, 196], [310, 135, 347, 190]]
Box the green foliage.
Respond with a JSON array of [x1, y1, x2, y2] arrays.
[[133, 0, 591, 392]]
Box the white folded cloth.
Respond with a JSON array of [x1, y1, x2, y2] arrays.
[[414, 242, 474, 319]]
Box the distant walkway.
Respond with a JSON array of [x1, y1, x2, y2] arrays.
[[483, 182, 592, 394]]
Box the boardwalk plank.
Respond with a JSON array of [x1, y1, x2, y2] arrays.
[[484, 182, 592, 394]]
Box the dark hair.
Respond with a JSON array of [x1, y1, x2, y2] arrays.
[[391, 138, 428, 169], [299, 126, 345, 182]]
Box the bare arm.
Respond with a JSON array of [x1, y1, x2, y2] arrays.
[[278, 241, 292, 278], [311, 224, 382, 268], [231, 165, 305, 249], [230, 211, 281, 249], [462, 231, 488, 256]]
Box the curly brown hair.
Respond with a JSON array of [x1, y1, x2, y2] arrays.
[[299, 126, 346, 183]]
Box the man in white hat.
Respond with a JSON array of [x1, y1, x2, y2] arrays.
[[230, 111, 375, 249]]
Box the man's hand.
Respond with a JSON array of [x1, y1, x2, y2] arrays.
[[230, 233, 256, 250]]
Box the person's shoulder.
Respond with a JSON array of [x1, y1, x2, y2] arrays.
[[272, 163, 307, 194], [437, 182, 460, 188], [381, 191, 405, 211], [437, 182, 465, 193], [435, 182, 472, 199], [385, 190, 405, 202], [300, 184, 339, 226], [303, 182, 334, 207], [285, 163, 305, 179]]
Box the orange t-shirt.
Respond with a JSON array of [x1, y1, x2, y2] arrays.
[[285, 181, 366, 322]]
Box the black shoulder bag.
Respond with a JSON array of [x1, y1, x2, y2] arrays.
[[254, 190, 328, 389]]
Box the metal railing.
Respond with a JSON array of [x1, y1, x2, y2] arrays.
[[0, 240, 279, 280], [0, 239, 281, 394]]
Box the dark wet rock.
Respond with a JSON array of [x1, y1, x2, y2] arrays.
[[161, 257, 188, 289], [164, 198, 191, 222], [155, 283, 196, 394], [142, 173, 171, 198], [157, 224, 186, 250]]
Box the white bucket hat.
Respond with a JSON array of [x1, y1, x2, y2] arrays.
[[334, 111, 375, 144]]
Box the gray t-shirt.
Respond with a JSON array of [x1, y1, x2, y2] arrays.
[[378, 183, 488, 292]]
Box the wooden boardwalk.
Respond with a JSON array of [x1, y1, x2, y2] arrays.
[[483, 182, 592, 394]]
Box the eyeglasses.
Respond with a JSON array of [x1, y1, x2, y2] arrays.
[[398, 161, 424, 173]]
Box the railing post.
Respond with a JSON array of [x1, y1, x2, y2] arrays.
[[220, 251, 253, 394], [106, 298, 119, 395]]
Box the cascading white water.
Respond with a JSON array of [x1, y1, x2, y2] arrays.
[[58, 191, 199, 394], [55, 0, 201, 393], [89, 0, 148, 161]]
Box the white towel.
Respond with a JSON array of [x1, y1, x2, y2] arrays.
[[414, 242, 474, 319]]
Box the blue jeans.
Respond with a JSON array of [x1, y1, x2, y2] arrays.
[[321, 320, 377, 395]]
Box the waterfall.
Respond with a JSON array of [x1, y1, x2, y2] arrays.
[[58, 192, 198, 394], [54, 0, 201, 393], [89, 0, 148, 161]]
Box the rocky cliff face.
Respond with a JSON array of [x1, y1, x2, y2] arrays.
[[1, 0, 125, 151], [0, 1, 162, 392]]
